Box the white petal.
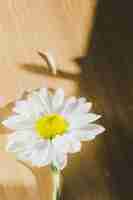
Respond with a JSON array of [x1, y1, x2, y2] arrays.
[[62, 96, 92, 119], [69, 113, 101, 129], [8, 132, 53, 167], [27, 140, 53, 167], [53, 153, 67, 170], [7, 139, 24, 153], [53, 135, 69, 154], [13, 95, 45, 119], [6, 130, 38, 152], [38, 88, 52, 113], [71, 102, 92, 115], [28, 91, 48, 118], [78, 102, 92, 112], [53, 134, 81, 154], [52, 88, 64, 112], [61, 96, 77, 116], [66, 136, 81, 153], [13, 100, 33, 117], [74, 124, 105, 141], [2, 115, 34, 130]]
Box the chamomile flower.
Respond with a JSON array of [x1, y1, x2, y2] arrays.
[[2, 88, 105, 170]]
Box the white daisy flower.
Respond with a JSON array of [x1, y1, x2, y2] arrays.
[[2, 88, 105, 170]]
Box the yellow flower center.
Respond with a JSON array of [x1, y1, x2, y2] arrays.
[[35, 114, 69, 139]]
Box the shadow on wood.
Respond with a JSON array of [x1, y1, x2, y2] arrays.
[[64, 0, 133, 200]]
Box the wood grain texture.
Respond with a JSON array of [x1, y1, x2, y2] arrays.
[[1, 0, 132, 200], [0, 0, 96, 105], [0, 1, 98, 200]]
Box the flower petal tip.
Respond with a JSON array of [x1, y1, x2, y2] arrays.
[[98, 126, 106, 134]]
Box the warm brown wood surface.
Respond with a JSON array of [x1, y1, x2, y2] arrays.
[[0, 0, 96, 105], [0, 0, 133, 200], [0, 0, 98, 200]]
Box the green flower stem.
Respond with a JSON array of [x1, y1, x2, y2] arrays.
[[51, 165, 61, 200]]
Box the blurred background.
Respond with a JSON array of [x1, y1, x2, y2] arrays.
[[0, 0, 133, 200]]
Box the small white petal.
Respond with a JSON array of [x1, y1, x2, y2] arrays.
[[86, 113, 101, 123], [61, 96, 77, 116], [38, 88, 52, 113], [2, 115, 34, 130], [79, 102, 92, 112], [52, 88, 64, 112], [13, 100, 32, 116], [53, 134, 81, 154], [74, 124, 105, 141], [28, 91, 48, 118], [53, 153, 67, 170], [71, 102, 92, 115], [6, 130, 38, 152], [28, 140, 53, 167], [67, 139, 81, 153], [13, 98, 45, 120], [10, 135, 53, 167], [69, 113, 101, 129], [53, 135, 69, 154]]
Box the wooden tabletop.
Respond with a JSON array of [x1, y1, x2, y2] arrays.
[[0, 0, 133, 200]]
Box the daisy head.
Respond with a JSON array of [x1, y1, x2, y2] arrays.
[[2, 88, 105, 170]]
